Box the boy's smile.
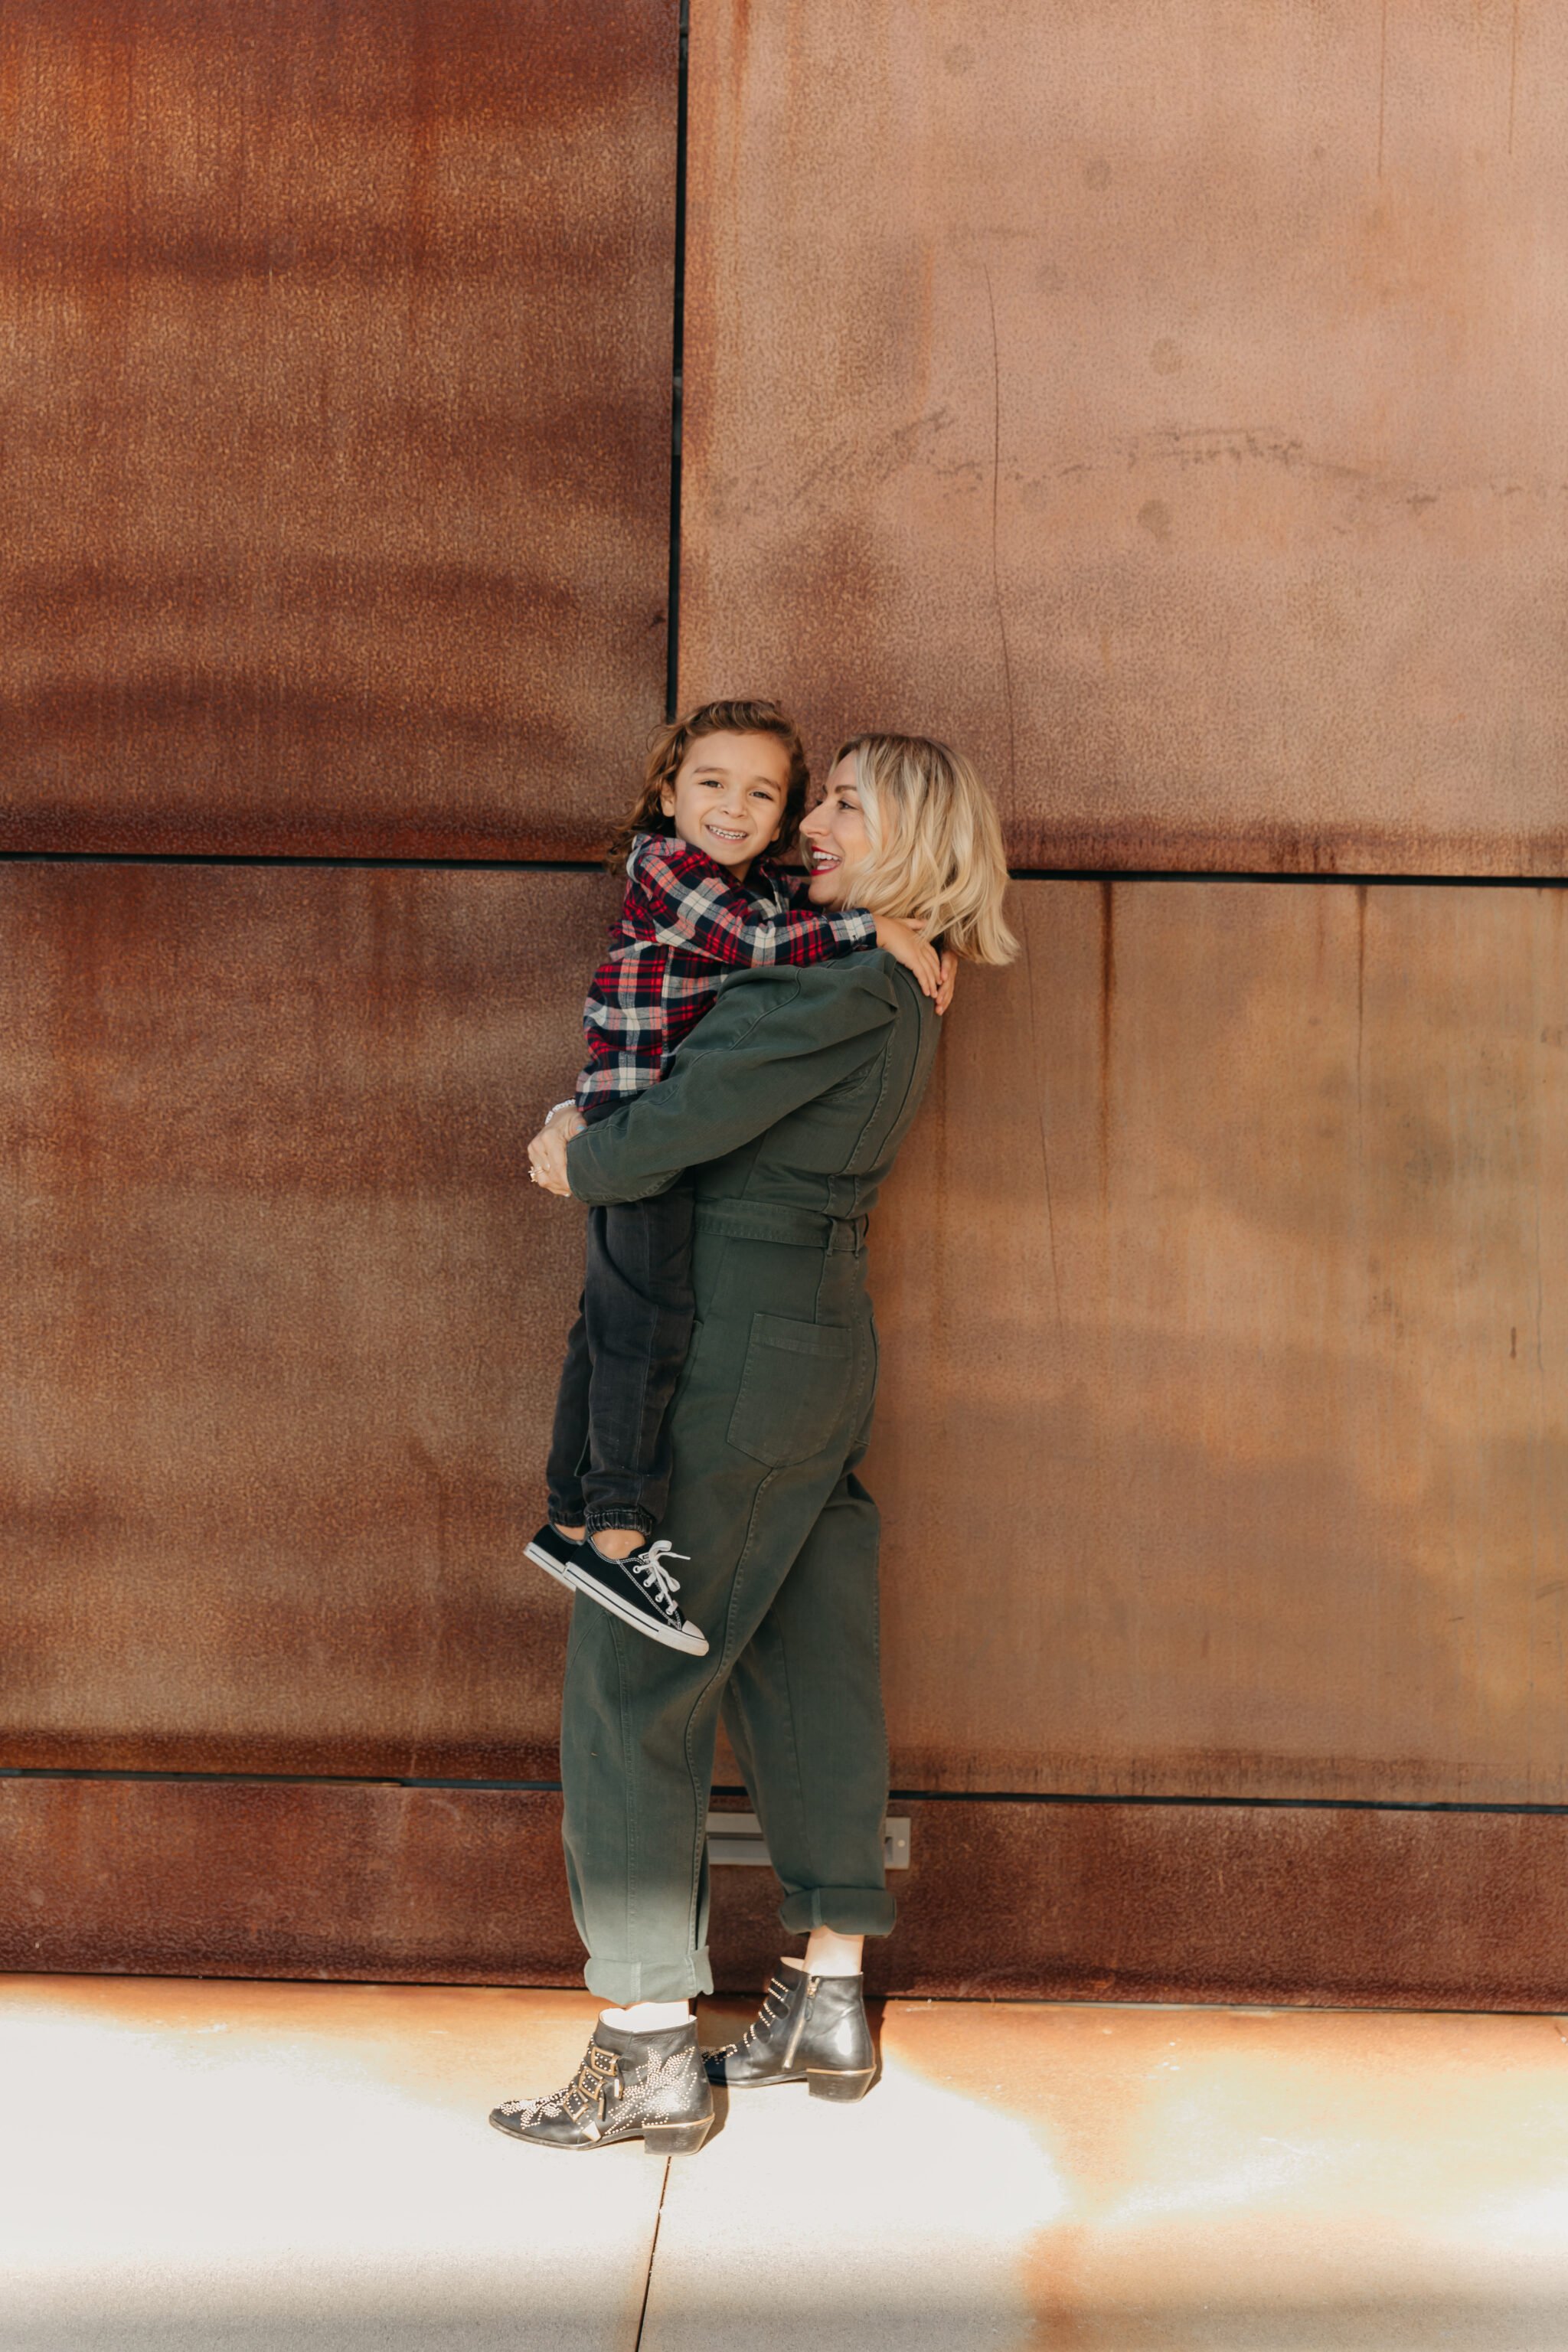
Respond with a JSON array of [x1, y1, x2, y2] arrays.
[[659, 730, 792, 878]]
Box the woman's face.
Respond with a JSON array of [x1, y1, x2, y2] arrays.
[[799, 756, 871, 906]]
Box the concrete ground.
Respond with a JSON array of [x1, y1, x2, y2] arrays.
[[3, 1978, 1568, 2349]]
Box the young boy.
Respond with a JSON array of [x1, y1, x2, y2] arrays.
[[524, 699, 939, 1655]]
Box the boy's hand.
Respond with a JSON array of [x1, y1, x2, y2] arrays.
[[935, 948, 959, 1016], [874, 915, 942, 1000], [528, 1102, 585, 1198]]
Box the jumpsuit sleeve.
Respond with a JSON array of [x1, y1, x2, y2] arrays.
[[565, 959, 900, 1206]]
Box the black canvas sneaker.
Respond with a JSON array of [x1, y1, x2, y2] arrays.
[[488, 2017, 714, 2154], [526, 1524, 709, 1655]]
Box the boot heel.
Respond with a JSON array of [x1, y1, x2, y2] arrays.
[[807, 2066, 874, 2104], [643, 2115, 714, 2155]]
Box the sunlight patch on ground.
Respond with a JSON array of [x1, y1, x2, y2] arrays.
[[643, 2047, 1070, 2352], [0, 1978, 661, 2351], [9, 1982, 1568, 2352]]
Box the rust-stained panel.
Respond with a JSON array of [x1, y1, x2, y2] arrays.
[[6, 1777, 1568, 2010], [869, 880, 1568, 1803], [0, 1778, 583, 1982], [0, 1, 675, 858], [7, 871, 1568, 1806], [0, 863, 617, 1774], [683, 0, 1568, 874], [727, 1798, 1568, 2011]]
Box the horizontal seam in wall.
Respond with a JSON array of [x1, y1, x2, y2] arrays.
[[2, 851, 1566, 888], [3, 851, 1568, 884], [0, 856, 1560, 889], [0, 851, 603, 874], [4, 1767, 1568, 1816], [1006, 869, 1568, 889]]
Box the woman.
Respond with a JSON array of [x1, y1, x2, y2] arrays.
[[492, 735, 1017, 2155]]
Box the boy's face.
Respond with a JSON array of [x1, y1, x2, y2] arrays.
[[659, 730, 792, 877]]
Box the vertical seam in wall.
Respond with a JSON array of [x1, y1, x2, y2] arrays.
[[665, 0, 691, 720]]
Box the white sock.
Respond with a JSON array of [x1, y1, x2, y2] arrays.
[[599, 2000, 691, 2034]]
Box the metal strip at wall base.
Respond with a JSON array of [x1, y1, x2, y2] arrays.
[[706, 1812, 910, 1870], [6, 1775, 1568, 2011]]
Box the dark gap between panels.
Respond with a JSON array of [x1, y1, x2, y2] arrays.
[[3, 850, 1567, 890], [4, 1766, 1568, 1817], [664, 0, 691, 721]]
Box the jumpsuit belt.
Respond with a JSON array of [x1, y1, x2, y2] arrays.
[[694, 1201, 867, 1253]]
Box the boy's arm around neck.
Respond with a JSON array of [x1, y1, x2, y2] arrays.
[[629, 834, 876, 970]]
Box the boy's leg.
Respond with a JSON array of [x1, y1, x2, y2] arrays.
[[580, 1182, 695, 1543], [543, 1285, 593, 1534]]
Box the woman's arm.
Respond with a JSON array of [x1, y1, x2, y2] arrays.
[[565, 960, 900, 1207]]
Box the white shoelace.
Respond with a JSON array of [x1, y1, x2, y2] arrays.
[[629, 1540, 688, 1616]]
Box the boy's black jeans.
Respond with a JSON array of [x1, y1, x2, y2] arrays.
[[544, 1100, 694, 1543]]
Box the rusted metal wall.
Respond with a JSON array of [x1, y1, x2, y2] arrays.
[[0, 0, 675, 858], [7, 867, 1566, 1815], [868, 880, 1568, 1803], [8, 0, 1568, 2003], [681, 0, 1568, 874], [0, 863, 609, 1775], [8, 1776, 1568, 2011]]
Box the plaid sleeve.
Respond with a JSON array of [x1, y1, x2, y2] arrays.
[[627, 835, 876, 969]]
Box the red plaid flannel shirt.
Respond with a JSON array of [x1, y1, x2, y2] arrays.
[[575, 831, 877, 1108]]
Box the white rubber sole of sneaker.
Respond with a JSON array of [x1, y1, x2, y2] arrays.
[[549, 1560, 709, 1657]]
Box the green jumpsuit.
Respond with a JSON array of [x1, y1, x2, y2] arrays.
[[561, 950, 940, 2002]]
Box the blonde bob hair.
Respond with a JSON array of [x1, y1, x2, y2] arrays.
[[831, 733, 1018, 965]]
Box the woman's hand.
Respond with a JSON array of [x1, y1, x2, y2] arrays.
[[873, 915, 943, 999], [935, 948, 959, 1016], [528, 1102, 586, 1197]]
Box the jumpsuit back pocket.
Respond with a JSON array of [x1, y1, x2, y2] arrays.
[[727, 1313, 858, 1467]]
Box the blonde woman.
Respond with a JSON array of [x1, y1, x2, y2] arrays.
[[493, 736, 1017, 2156]]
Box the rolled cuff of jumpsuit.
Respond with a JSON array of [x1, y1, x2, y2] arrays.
[[778, 1884, 897, 1938], [583, 1949, 715, 2005]]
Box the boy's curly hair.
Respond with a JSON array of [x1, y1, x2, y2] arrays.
[[606, 700, 812, 874]]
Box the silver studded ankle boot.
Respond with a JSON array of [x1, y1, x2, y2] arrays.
[[704, 1966, 875, 2102], [490, 2017, 714, 2154]]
